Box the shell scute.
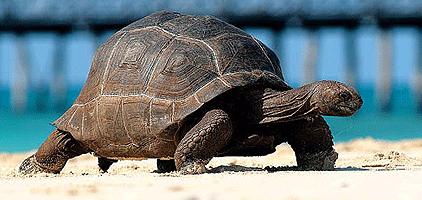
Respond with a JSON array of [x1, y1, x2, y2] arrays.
[[102, 28, 175, 96], [143, 36, 218, 101]]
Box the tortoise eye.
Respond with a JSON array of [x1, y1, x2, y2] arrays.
[[339, 92, 350, 100]]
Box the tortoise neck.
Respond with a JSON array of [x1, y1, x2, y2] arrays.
[[260, 84, 318, 124]]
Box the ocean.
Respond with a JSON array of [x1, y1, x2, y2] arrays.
[[1, 86, 421, 153], [2, 111, 421, 153]]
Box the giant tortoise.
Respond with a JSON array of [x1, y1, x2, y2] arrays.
[[20, 11, 363, 174]]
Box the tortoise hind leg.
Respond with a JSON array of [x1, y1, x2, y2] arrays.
[[174, 109, 233, 174], [19, 129, 91, 174], [98, 157, 118, 173]]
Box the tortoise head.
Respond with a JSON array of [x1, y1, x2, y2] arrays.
[[310, 81, 363, 116]]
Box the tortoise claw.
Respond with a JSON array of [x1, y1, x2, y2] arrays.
[[321, 150, 339, 170], [19, 154, 58, 175], [19, 154, 38, 174], [296, 148, 338, 171], [178, 159, 209, 175]]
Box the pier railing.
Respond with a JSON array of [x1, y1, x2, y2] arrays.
[[1, 0, 421, 114]]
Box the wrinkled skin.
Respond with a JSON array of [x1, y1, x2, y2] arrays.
[[215, 80, 362, 171], [260, 81, 362, 124]]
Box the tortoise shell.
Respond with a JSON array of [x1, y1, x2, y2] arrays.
[[52, 11, 289, 157]]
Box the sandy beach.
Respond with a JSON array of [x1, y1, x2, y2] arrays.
[[1, 138, 422, 200]]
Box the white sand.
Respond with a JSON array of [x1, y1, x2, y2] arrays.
[[1, 138, 422, 200]]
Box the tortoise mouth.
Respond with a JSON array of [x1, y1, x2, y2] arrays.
[[338, 98, 363, 113], [338, 103, 361, 115], [339, 105, 356, 112]]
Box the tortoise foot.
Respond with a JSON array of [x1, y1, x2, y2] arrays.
[[19, 129, 91, 175], [296, 148, 338, 171], [321, 149, 338, 170], [178, 159, 209, 175], [175, 109, 232, 175], [19, 154, 59, 175]]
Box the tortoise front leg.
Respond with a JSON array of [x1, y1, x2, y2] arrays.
[[19, 129, 91, 174], [287, 116, 338, 170], [174, 109, 233, 174]]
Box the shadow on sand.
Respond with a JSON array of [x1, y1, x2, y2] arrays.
[[207, 165, 370, 173]]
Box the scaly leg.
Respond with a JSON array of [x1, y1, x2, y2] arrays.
[[174, 109, 233, 174], [19, 129, 90, 174], [287, 116, 338, 170]]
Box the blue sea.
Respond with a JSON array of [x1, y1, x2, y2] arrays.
[[1, 86, 421, 153]]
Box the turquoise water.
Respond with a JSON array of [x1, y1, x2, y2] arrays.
[[325, 114, 422, 142], [0, 111, 59, 153], [1, 86, 421, 153], [1, 111, 421, 153]]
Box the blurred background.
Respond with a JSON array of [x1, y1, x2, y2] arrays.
[[1, 0, 421, 152]]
